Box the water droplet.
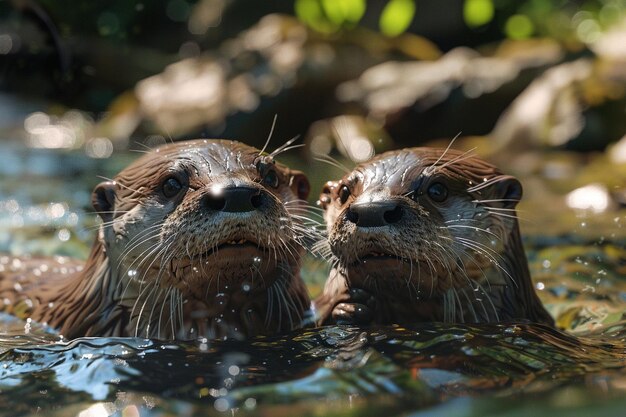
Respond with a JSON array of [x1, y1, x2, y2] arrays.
[[228, 365, 240, 376]]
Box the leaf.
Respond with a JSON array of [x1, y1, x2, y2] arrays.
[[379, 0, 416, 37], [463, 0, 494, 28]]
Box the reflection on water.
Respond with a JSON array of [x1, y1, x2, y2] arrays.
[[0, 139, 625, 416], [2, 320, 626, 417]]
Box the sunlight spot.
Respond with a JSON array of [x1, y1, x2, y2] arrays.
[[210, 184, 224, 196], [565, 183, 610, 213], [214, 397, 229, 412], [57, 228, 71, 242], [609, 135, 626, 164], [121, 405, 140, 417], [0, 34, 13, 54], [86, 137, 114, 159], [349, 137, 374, 162], [77, 403, 113, 417], [576, 19, 601, 44]]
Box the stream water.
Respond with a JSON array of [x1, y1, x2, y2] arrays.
[[0, 138, 625, 417]]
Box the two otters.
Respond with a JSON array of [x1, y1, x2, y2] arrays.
[[0, 140, 553, 340]]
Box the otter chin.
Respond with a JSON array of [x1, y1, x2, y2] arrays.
[[0, 139, 314, 340], [315, 147, 554, 326]]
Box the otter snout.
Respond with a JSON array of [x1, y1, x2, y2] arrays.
[[346, 200, 403, 227], [201, 186, 265, 213]]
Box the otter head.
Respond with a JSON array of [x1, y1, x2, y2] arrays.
[[91, 139, 311, 338], [319, 147, 551, 324]]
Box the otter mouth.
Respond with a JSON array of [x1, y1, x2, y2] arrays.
[[217, 239, 259, 250], [349, 251, 413, 266], [196, 238, 268, 258]]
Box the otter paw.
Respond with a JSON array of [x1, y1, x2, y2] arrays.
[[331, 288, 376, 325]]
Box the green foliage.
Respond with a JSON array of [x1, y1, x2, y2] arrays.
[[295, 0, 416, 37], [379, 0, 416, 37], [294, 0, 626, 43], [295, 0, 366, 32], [294, 0, 335, 33], [463, 0, 495, 28], [320, 0, 366, 25], [505, 14, 534, 39]]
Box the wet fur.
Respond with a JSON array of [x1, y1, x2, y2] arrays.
[[0, 140, 314, 339], [315, 147, 554, 326]]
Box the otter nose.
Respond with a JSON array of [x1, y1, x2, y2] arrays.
[[202, 186, 264, 213], [346, 201, 403, 227]]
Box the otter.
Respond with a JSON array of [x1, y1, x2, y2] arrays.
[[314, 147, 554, 326], [0, 140, 314, 340]]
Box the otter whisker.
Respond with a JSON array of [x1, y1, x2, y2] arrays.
[[467, 176, 507, 193], [484, 209, 527, 222], [259, 114, 278, 156], [116, 239, 163, 299], [270, 135, 301, 158], [443, 224, 502, 241], [451, 288, 465, 322], [454, 237, 517, 288], [122, 234, 176, 322], [313, 153, 351, 174], [274, 143, 306, 156], [96, 175, 144, 195], [425, 132, 462, 173], [475, 281, 500, 322], [117, 227, 163, 265], [434, 147, 478, 173], [472, 198, 523, 205], [132, 280, 160, 337]]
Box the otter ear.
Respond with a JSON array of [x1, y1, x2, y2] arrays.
[[319, 180, 338, 210], [92, 181, 117, 222], [493, 175, 523, 209], [290, 171, 310, 201]]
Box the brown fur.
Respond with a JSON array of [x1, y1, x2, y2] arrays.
[[314, 147, 554, 326], [0, 140, 313, 339]]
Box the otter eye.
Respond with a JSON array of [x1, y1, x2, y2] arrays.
[[262, 169, 279, 188], [338, 185, 351, 205], [427, 182, 448, 202], [162, 177, 183, 198]]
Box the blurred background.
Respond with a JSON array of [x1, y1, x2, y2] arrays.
[[1, 0, 625, 243]]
